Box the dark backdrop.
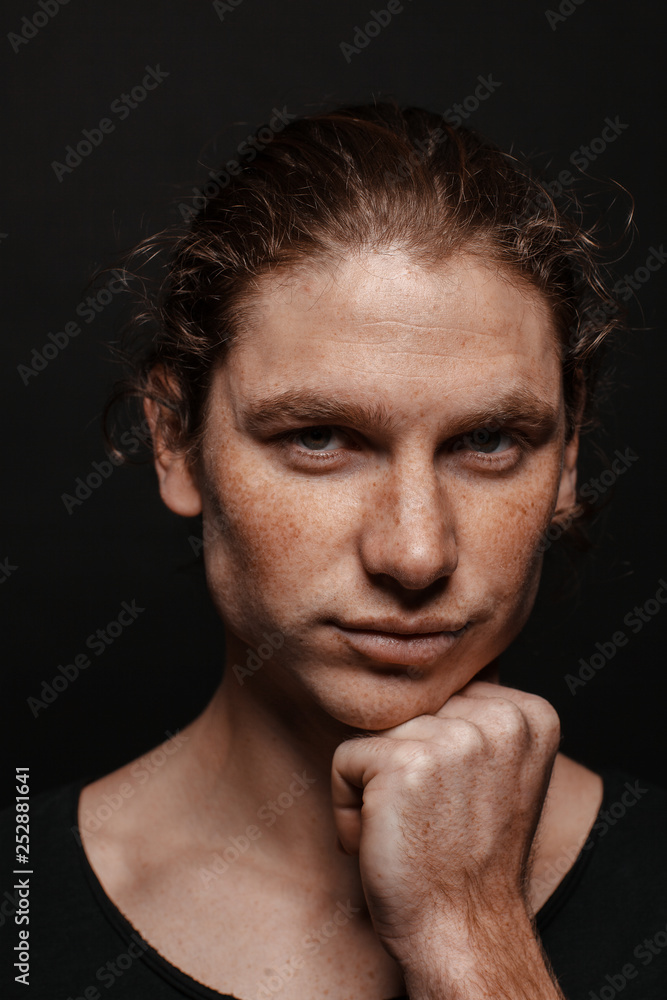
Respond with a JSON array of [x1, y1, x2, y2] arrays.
[[3, 0, 667, 810]]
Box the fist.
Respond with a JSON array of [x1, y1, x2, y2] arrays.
[[331, 680, 561, 964]]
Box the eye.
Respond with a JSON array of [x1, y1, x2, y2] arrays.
[[293, 426, 345, 452], [459, 426, 516, 454]]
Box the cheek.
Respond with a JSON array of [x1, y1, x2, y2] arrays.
[[200, 448, 340, 628], [201, 433, 563, 643], [457, 459, 562, 617]]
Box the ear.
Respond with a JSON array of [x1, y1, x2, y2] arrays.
[[553, 428, 579, 519], [554, 375, 585, 519], [143, 396, 202, 517]]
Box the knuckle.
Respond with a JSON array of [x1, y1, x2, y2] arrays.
[[543, 711, 562, 748], [531, 695, 561, 734], [445, 717, 488, 757], [392, 740, 438, 781], [478, 697, 531, 744], [486, 696, 525, 724], [394, 738, 432, 766], [385, 715, 435, 740]]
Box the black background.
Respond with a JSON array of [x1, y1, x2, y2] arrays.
[[2, 0, 666, 811]]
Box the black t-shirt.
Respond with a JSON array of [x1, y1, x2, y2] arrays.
[[1, 768, 666, 1000]]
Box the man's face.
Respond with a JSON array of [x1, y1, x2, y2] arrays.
[[178, 251, 576, 729]]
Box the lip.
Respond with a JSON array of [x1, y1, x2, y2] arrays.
[[338, 619, 468, 635], [333, 622, 468, 667]]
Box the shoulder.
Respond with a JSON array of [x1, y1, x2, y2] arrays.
[[0, 777, 96, 986], [0, 776, 85, 844], [0, 778, 91, 902], [539, 767, 667, 1000], [587, 767, 666, 877], [76, 732, 194, 902], [553, 764, 666, 905]]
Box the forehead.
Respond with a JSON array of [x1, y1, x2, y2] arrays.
[[222, 250, 562, 410]]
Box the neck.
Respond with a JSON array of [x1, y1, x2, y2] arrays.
[[173, 646, 502, 846], [171, 657, 372, 894], [164, 650, 591, 913]]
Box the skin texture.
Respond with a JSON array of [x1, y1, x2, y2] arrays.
[[173, 248, 576, 731], [79, 249, 603, 999]]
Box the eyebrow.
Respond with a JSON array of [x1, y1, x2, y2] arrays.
[[240, 389, 394, 435], [238, 385, 561, 438]]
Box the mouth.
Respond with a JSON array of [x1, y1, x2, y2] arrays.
[[332, 621, 469, 667]]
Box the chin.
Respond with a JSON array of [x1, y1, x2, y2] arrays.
[[318, 673, 459, 732], [311, 647, 505, 731]]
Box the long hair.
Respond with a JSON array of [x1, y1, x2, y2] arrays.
[[103, 99, 628, 543]]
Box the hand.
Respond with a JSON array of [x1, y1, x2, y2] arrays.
[[331, 680, 563, 997]]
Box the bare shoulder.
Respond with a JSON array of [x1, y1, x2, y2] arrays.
[[539, 752, 604, 854], [78, 729, 193, 899], [526, 752, 604, 913], [548, 752, 604, 823]]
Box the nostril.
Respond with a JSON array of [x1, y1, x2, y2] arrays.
[[365, 571, 454, 604]]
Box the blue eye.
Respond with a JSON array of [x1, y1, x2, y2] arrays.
[[462, 427, 513, 454]]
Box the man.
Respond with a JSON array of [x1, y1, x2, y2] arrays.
[[4, 102, 665, 999]]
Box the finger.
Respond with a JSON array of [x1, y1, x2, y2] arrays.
[[453, 680, 552, 721], [438, 682, 561, 749], [377, 714, 488, 754], [331, 736, 388, 854], [436, 689, 532, 734]]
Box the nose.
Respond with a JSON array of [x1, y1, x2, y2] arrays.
[[359, 454, 458, 592]]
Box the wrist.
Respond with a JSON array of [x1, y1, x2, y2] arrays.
[[396, 905, 565, 1000]]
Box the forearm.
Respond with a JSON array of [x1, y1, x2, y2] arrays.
[[399, 907, 565, 1000]]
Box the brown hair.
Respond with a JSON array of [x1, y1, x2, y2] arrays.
[[103, 99, 627, 539]]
